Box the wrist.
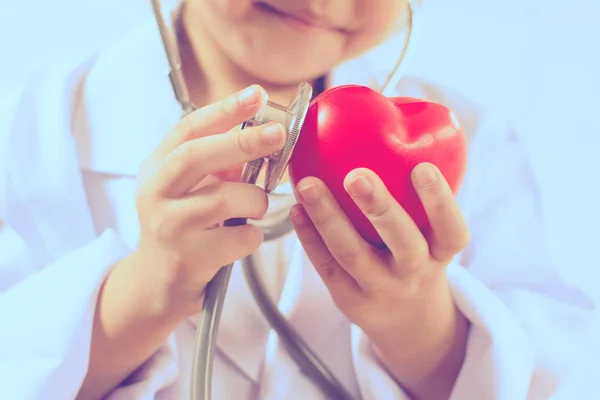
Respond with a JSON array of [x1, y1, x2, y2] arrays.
[[103, 254, 183, 332], [369, 285, 470, 399], [122, 250, 205, 322], [80, 254, 185, 399]]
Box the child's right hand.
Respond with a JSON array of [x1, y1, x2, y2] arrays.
[[129, 85, 286, 318], [79, 86, 286, 399]]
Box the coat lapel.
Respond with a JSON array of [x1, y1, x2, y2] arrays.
[[258, 239, 350, 399]]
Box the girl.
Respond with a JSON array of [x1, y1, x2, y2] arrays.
[[0, 0, 594, 399]]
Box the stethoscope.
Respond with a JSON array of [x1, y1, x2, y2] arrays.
[[149, 1, 420, 399]]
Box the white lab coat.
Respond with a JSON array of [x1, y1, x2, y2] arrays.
[[0, 12, 596, 400]]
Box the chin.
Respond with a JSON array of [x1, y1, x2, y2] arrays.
[[236, 47, 342, 87], [245, 64, 324, 87]]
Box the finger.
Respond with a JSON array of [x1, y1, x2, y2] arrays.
[[290, 204, 359, 295], [156, 85, 268, 159], [411, 163, 470, 261], [296, 178, 382, 289], [171, 180, 269, 230], [156, 121, 286, 196], [203, 224, 264, 268], [213, 164, 245, 182], [344, 168, 429, 273], [181, 224, 264, 286]]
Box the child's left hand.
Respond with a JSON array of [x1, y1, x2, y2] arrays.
[[291, 162, 470, 397]]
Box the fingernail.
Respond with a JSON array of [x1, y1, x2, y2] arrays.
[[346, 175, 373, 197], [237, 85, 260, 106], [298, 183, 319, 204], [261, 123, 285, 145], [290, 204, 308, 226], [414, 163, 438, 187]]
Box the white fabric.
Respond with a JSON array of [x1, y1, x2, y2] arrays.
[[0, 13, 597, 400]]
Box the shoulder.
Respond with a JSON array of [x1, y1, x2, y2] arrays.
[[394, 77, 535, 199], [0, 53, 95, 225], [395, 77, 543, 214], [0, 16, 159, 168], [0, 53, 94, 173], [0, 14, 159, 132], [0, 53, 95, 142]]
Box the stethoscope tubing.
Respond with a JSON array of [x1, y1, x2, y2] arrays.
[[191, 217, 246, 400], [191, 215, 356, 400]]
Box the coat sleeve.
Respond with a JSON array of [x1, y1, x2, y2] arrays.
[[0, 77, 178, 400], [0, 223, 128, 399], [349, 114, 597, 400], [0, 222, 179, 400]]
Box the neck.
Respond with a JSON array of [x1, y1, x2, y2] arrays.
[[178, 7, 313, 108]]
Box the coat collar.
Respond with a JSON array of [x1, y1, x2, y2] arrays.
[[72, 6, 414, 178], [71, 12, 483, 181]]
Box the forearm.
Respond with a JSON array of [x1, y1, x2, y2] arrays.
[[77, 256, 184, 400], [371, 291, 469, 400]]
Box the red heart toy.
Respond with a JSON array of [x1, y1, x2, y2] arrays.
[[288, 85, 468, 247]]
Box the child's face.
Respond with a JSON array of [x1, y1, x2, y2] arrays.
[[188, 0, 408, 85]]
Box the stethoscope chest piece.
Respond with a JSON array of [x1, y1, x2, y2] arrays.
[[240, 82, 313, 192]]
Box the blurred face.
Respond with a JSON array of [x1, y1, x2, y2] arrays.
[[186, 0, 408, 85]]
